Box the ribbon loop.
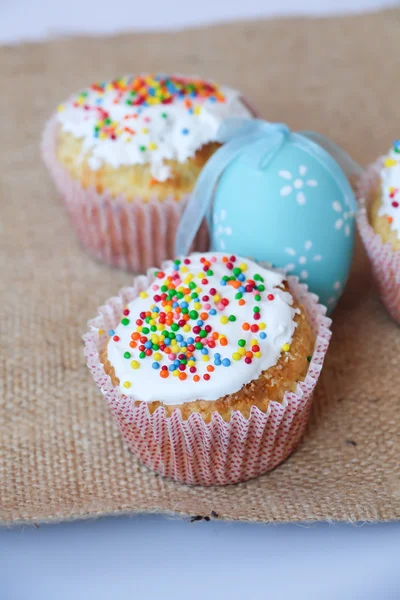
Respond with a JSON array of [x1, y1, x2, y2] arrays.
[[216, 117, 289, 144]]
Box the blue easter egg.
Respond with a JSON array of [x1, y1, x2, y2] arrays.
[[208, 137, 355, 312], [175, 120, 361, 314]]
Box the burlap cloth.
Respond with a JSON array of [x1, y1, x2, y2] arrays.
[[1, 9, 400, 525]]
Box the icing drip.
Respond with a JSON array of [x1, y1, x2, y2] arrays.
[[379, 140, 400, 237], [106, 253, 298, 404], [56, 74, 251, 181]]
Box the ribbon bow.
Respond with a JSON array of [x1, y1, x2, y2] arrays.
[[175, 118, 363, 257]]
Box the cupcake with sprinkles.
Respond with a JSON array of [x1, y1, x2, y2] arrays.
[[42, 74, 255, 272], [84, 252, 331, 485], [356, 141, 400, 323]]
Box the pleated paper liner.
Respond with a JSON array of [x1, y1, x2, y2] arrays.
[[356, 160, 400, 324], [84, 264, 331, 486], [41, 117, 210, 272]]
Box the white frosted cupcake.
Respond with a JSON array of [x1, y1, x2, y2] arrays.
[[356, 141, 400, 323], [42, 74, 255, 272], [369, 142, 400, 250], [84, 252, 331, 485]]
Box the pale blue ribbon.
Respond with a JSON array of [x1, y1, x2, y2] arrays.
[[175, 118, 364, 257]]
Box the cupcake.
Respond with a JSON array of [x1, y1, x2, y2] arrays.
[[356, 141, 400, 323], [369, 143, 400, 250], [42, 75, 255, 272], [84, 252, 331, 485]]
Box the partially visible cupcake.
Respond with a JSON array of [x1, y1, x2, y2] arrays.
[[369, 142, 400, 250], [42, 74, 255, 272], [356, 141, 400, 323], [84, 252, 331, 485]]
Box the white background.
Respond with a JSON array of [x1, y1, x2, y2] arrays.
[[2, 2, 400, 599], [1, 0, 398, 43], [2, 516, 400, 599]]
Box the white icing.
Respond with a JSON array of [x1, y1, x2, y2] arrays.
[[107, 253, 299, 405], [379, 145, 400, 236], [56, 75, 252, 181]]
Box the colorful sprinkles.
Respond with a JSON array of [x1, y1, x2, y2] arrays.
[[58, 74, 226, 144], [107, 254, 296, 391]]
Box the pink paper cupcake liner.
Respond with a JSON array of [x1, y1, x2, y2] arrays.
[[41, 118, 209, 272], [83, 265, 331, 486], [356, 160, 400, 324], [42, 95, 258, 273]]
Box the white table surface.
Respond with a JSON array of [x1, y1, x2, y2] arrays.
[[1, 516, 400, 599], [2, 3, 400, 598]]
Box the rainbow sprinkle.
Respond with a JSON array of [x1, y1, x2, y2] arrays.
[[59, 74, 226, 144], [110, 254, 284, 386]]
